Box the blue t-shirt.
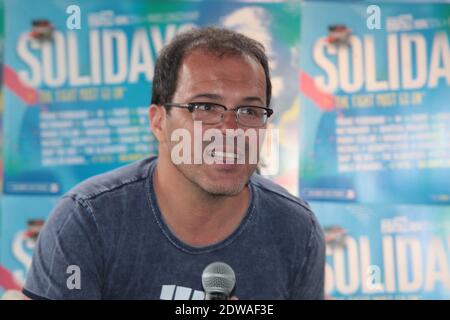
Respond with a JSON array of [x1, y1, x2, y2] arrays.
[[23, 156, 325, 300]]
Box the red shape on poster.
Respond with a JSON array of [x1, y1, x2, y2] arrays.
[[299, 71, 335, 111], [4, 64, 39, 105], [0, 265, 22, 291]]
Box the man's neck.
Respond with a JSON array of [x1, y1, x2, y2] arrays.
[[153, 158, 250, 247]]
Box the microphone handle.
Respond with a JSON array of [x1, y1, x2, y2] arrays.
[[205, 292, 228, 300]]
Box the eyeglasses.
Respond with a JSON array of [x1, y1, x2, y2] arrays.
[[163, 102, 274, 128]]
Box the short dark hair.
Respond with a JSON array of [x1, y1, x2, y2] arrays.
[[151, 26, 272, 108]]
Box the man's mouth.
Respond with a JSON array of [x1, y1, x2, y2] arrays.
[[210, 149, 240, 160], [205, 146, 245, 163]]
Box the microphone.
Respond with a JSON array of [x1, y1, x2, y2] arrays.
[[202, 262, 236, 300]]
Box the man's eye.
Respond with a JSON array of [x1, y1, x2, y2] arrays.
[[241, 108, 258, 116], [196, 104, 213, 111]]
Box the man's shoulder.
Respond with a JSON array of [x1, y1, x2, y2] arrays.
[[250, 174, 324, 261], [250, 173, 313, 215], [66, 156, 156, 201]]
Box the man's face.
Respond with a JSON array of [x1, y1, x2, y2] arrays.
[[162, 49, 267, 196]]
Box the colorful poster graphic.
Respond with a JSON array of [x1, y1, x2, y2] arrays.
[[0, 196, 57, 298], [3, 0, 300, 197], [311, 201, 450, 299], [299, 2, 450, 205]]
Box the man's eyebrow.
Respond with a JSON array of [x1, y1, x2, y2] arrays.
[[190, 93, 223, 100], [190, 93, 265, 105], [242, 96, 265, 105]]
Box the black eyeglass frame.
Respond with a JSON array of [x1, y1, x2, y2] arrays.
[[163, 102, 274, 127]]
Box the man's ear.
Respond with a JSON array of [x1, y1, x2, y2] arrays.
[[149, 104, 167, 143]]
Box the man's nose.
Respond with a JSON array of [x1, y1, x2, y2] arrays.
[[219, 110, 239, 131]]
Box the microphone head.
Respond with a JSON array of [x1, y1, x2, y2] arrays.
[[202, 262, 236, 296]]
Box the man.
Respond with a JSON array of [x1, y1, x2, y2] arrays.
[[23, 27, 325, 300]]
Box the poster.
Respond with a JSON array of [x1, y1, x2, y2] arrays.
[[312, 201, 450, 300], [299, 1, 450, 205], [0, 196, 57, 298]]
